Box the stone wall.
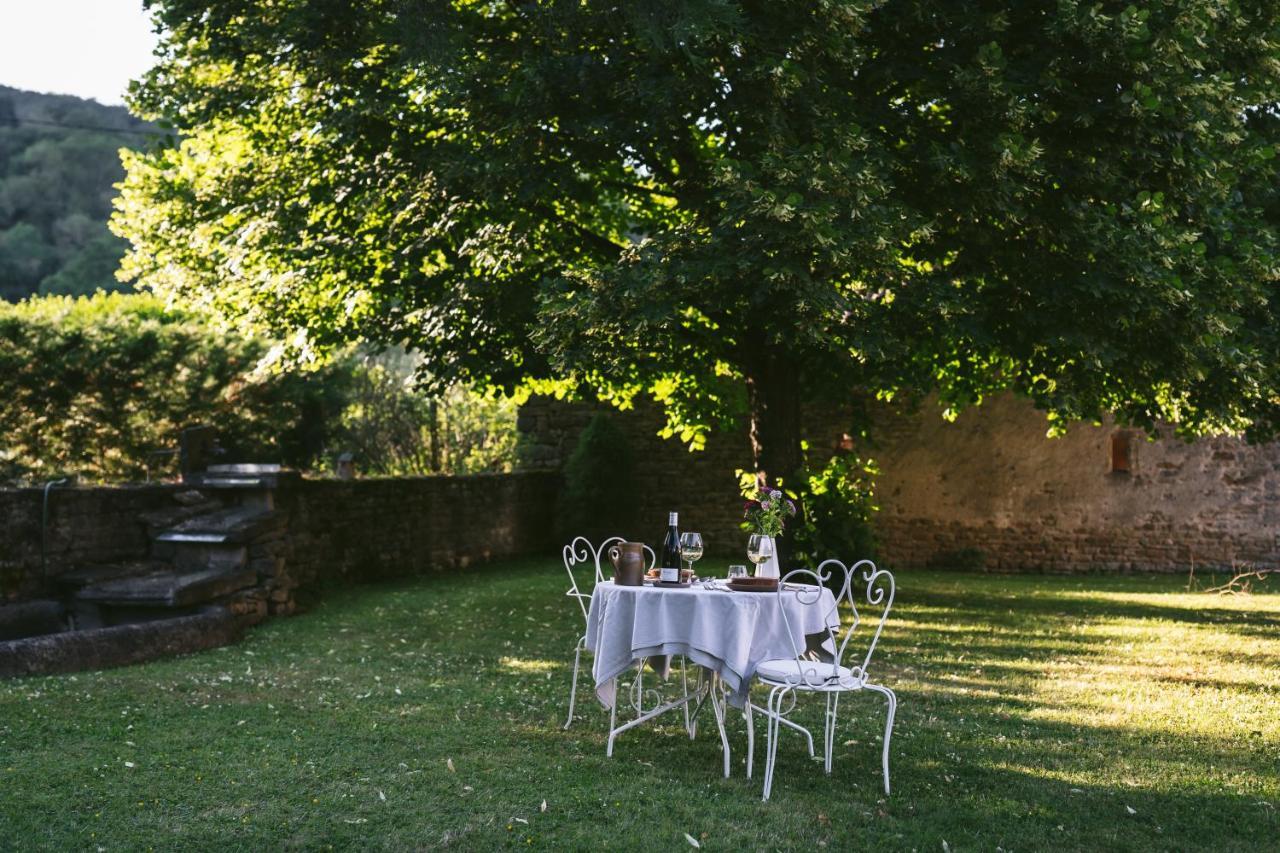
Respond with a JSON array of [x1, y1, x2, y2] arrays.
[[0, 484, 185, 600], [519, 394, 1280, 572], [518, 396, 852, 554], [287, 472, 560, 587], [870, 394, 1280, 572], [0, 472, 560, 603]]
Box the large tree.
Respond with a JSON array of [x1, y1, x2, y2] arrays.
[[116, 0, 1280, 492]]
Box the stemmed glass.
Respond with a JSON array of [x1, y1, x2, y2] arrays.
[[747, 534, 773, 573], [679, 532, 704, 577]]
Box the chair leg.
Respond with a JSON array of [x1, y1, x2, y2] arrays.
[[564, 638, 584, 730], [762, 686, 788, 801], [823, 692, 841, 775], [744, 702, 754, 779], [865, 683, 897, 795]]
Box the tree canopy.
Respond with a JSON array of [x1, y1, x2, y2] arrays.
[[116, 0, 1280, 488]]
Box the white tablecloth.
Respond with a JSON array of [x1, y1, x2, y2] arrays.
[[586, 581, 840, 708]]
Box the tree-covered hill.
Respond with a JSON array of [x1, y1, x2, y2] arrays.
[[0, 86, 163, 300]]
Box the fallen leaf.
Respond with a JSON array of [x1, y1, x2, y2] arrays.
[[684, 833, 701, 848], [1069, 788, 1084, 794], [123, 761, 135, 769], [378, 790, 386, 802], [942, 842, 951, 853], [446, 758, 455, 773], [540, 800, 547, 813], [1126, 805, 1137, 815], [514, 817, 528, 825]]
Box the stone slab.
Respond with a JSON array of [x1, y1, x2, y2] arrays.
[[75, 568, 257, 607], [0, 600, 65, 641]]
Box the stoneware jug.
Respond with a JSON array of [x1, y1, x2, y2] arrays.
[[608, 541, 646, 587]]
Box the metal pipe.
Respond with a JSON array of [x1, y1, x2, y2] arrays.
[[41, 476, 71, 580]]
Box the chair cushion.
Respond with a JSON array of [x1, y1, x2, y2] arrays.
[[755, 658, 860, 688]]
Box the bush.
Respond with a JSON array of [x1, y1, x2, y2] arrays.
[[0, 292, 352, 483], [557, 413, 638, 542], [332, 349, 518, 476], [792, 453, 878, 568]]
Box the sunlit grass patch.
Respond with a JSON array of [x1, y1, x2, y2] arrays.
[[0, 562, 1276, 850]]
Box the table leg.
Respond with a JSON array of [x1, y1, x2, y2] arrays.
[[607, 677, 619, 757], [680, 657, 691, 736], [707, 673, 731, 778], [686, 667, 711, 738]]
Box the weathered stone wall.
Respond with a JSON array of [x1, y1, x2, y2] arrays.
[[519, 393, 1280, 572], [0, 472, 560, 603], [0, 484, 185, 600], [870, 394, 1280, 572], [287, 472, 560, 587], [518, 396, 853, 554]]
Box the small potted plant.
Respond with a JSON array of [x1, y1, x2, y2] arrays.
[[741, 477, 796, 578]]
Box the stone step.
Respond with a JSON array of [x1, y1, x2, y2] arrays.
[[155, 506, 281, 546], [54, 561, 170, 591], [165, 542, 248, 574], [186, 464, 294, 491], [75, 568, 257, 608]]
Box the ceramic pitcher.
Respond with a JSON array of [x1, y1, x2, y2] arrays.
[[608, 541, 646, 586]]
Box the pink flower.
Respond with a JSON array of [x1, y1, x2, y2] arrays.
[[761, 500, 772, 511]]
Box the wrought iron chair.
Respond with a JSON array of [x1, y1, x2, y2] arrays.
[[748, 559, 897, 801], [561, 536, 654, 730]]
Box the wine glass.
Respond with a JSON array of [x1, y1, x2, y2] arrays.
[[679, 532, 704, 577], [747, 534, 773, 571]]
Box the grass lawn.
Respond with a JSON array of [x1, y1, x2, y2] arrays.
[[1, 561, 1277, 851]]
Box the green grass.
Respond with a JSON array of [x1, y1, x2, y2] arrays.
[[1, 563, 1277, 851]]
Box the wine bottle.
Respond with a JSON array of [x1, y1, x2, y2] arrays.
[[659, 511, 681, 583]]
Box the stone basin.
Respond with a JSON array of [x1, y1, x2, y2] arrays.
[[0, 605, 243, 678]]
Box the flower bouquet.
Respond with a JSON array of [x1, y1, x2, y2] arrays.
[[742, 479, 796, 577]]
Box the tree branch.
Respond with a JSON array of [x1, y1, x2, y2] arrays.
[[601, 179, 680, 201], [531, 204, 628, 258]]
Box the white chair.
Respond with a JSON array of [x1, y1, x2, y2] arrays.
[[561, 536, 654, 730], [748, 559, 898, 801]]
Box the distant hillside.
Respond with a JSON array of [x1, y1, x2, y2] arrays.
[[0, 86, 165, 301]]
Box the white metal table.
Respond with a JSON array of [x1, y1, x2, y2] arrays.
[[585, 580, 840, 776]]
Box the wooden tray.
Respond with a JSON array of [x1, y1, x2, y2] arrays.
[[645, 578, 694, 588], [728, 578, 778, 593]]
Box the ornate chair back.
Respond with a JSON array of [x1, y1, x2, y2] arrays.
[[776, 559, 896, 689], [562, 536, 655, 628]]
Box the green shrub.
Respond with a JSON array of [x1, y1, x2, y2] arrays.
[[0, 292, 351, 483], [793, 453, 878, 568], [333, 349, 518, 476], [557, 413, 638, 542]]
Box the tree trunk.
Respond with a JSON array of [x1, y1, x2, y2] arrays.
[[745, 349, 804, 566]]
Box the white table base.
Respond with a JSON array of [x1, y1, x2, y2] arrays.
[[604, 660, 732, 778]]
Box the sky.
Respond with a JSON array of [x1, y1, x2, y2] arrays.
[[0, 0, 159, 105]]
